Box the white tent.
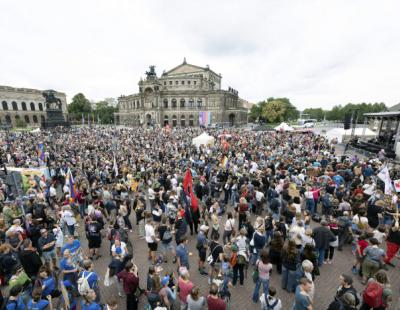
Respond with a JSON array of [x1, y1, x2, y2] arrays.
[[31, 128, 41, 133], [192, 132, 215, 147], [325, 127, 377, 143], [274, 122, 294, 131]]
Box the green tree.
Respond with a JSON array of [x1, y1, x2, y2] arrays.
[[249, 102, 264, 122], [262, 98, 299, 122], [68, 93, 92, 120], [94, 100, 117, 124], [302, 108, 325, 121], [262, 100, 287, 123], [324, 102, 387, 122]]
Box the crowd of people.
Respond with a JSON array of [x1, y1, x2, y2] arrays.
[[0, 125, 399, 310]]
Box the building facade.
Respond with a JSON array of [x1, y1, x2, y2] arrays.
[[115, 60, 248, 127], [0, 85, 67, 127]]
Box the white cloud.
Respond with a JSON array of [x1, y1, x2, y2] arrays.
[[0, 0, 399, 110]]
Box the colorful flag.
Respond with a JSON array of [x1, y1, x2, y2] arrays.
[[221, 156, 228, 168], [66, 168, 76, 200], [37, 143, 45, 161], [82, 113, 84, 125]]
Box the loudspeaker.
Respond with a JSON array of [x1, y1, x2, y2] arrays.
[[344, 114, 351, 130]]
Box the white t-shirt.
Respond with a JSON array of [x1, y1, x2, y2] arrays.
[[373, 230, 386, 244], [255, 191, 264, 202], [111, 242, 127, 257], [62, 210, 76, 226], [87, 204, 95, 216], [224, 219, 235, 231], [352, 214, 368, 226], [50, 186, 57, 197], [145, 224, 156, 243], [293, 203, 301, 214]]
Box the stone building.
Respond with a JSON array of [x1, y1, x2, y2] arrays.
[[0, 85, 67, 127], [115, 59, 248, 127]]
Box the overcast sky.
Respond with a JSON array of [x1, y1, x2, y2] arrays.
[[1, 0, 399, 109]]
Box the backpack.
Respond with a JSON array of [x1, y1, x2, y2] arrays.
[[264, 295, 279, 310], [363, 281, 383, 308], [77, 272, 93, 295], [162, 229, 172, 242], [312, 213, 321, 223], [230, 252, 237, 266], [337, 217, 347, 229], [265, 217, 273, 231]]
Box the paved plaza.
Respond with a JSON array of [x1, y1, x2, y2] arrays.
[[80, 207, 400, 309]]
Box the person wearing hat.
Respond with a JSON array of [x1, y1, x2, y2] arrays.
[[196, 225, 209, 275], [159, 274, 177, 309]]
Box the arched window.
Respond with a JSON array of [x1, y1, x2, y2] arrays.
[[5, 115, 11, 123], [2, 101, 8, 111], [172, 99, 177, 108], [30, 102, 36, 111], [38, 102, 43, 111], [180, 98, 185, 108], [189, 98, 194, 108], [33, 115, 38, 123], [12, 101, 18, 111], [164, 115, 169, 126], [21, 102, 27, 111], [15, 115, 20, 121], [40, 115, 45, 123], [163, 99, 168, 108], [24, 115, 30, 123], [172, 115, 177, 127], [180, 115, 186, 127], [189, 115, 194, 126], [197, 98, 202, 108]]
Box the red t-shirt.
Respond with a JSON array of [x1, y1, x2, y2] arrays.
[[207, 296, 227, 310], [178, 278, 193, 304], [239, 203, 248, 214], [358, 239, 369, 255]]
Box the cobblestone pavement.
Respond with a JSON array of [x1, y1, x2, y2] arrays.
[[76, 205, 400, 310]]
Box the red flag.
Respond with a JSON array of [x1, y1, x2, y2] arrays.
[[190, 190, 198, 212], [183, 168, 193, 194]]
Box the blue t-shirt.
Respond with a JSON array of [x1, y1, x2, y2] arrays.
[[26, 299, 49, 310], [61, 240, 81, 255], [78, 270, 99, 289], [80, 301, 102, 310], [42, 276, 56, 297], [197, 232, 207, 249], [332, 175, 344, 187], [6, 298, 25, 310], [293, 286, 311, 310], [176, 244, 189, 267], [60, 258, 76, 281], [60, 258, 75, 272]]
